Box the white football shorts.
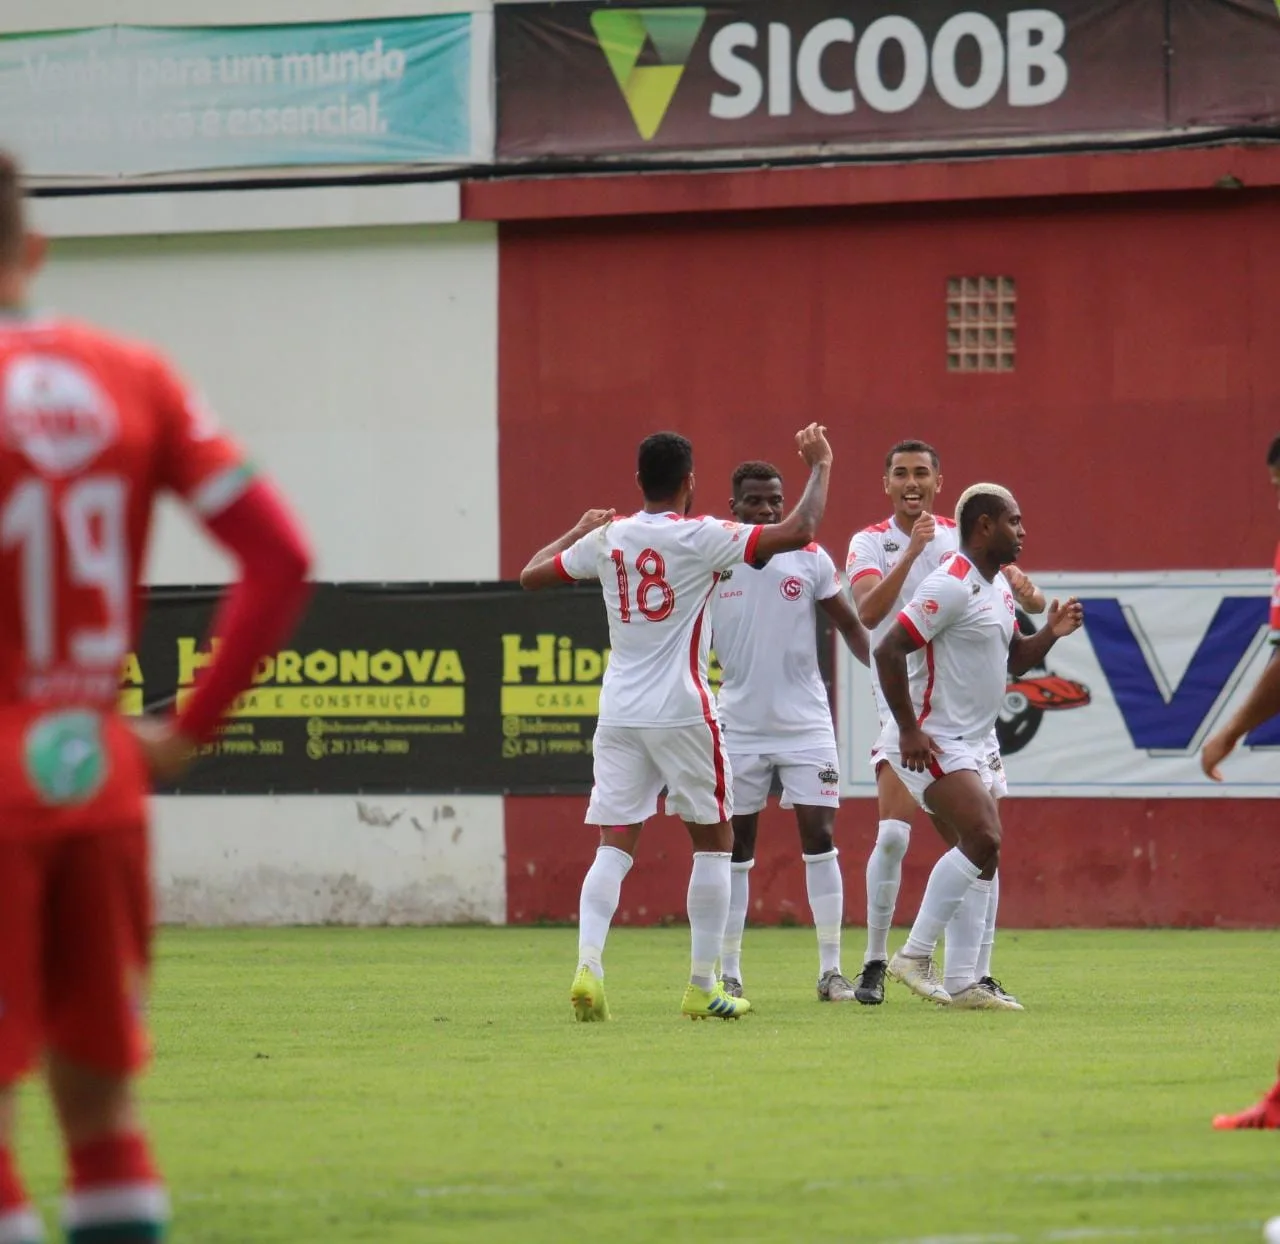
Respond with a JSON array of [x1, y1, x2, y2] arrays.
[[586, 722, 733, 827], [871, 734, 994, 813], [727, 748, 841, 816]]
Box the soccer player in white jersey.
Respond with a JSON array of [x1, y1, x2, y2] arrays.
[[847, 441, 1044, 1007], [874, 484, 1083, 1006], [710, 461, 871, 1003], [520, 425, 834, 1022]]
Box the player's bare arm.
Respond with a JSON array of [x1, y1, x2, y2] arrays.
[[1201, 649, 1280, 781], [751, 424, 832, 565], [1007, 597, 1084, 677], [875, 622, 937, 771], [519, 508, 616, 590], [818, 590, 870, 667], [853, 510, 936, 628], [1005, 564, 1047, 615]]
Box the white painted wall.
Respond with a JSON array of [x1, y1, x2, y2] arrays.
[[154, 795, 506, 925], [28, 217, 505, 924], [37, 222, 499, 584]]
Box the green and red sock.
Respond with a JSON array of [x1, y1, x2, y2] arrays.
[[64, 1135, 167, 1243]]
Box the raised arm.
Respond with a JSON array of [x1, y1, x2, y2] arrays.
[[852, 512, 937, 629], [1008, 597, 1084, 677], [750, 424, 831, 565], [519, 509, 614, 590], [1005, 564, 1047, 615]]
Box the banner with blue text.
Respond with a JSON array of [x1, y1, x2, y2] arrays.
[[0, 16, 487, 178], [837, 571, 1280, 799]]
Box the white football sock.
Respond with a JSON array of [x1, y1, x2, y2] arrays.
[[865, 819, 910, 962], [720, 860, 753, 983], [943, 877, 992, 995], [803, 848, 844, 976], [688, 851, 732, 990], [903, 848, 983, 959], [577, 845, 633, 978], [975, 870, 1000, 980]]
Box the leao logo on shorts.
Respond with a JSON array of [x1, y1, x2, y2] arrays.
[[818, 765, 839, 784], [780, 576, 804, 601]]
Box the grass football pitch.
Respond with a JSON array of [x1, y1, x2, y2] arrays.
[[14, 927, 1280, 1243]]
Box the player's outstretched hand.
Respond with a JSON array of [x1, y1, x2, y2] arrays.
[[1200, 730, 1235, 782], [907, 511, 936, 555], [1047, 597, 1084, 639], [899, 724, 939, 773], [575, 508, 615, 534], [130, 716, 198, 784], [795, 423, 832, 468]]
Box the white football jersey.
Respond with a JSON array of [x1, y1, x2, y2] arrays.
[[556, 511, 762, 728], [710, 544, 842, 753], [846, 514, 959, 718], [877, 553, 1017, 750]]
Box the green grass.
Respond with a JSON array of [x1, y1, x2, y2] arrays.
[[14, 928, 1280, 1243]]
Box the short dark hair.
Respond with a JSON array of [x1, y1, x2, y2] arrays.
[[731, 460, 782, 494], [637, 432, 694, 501], [884, 439, 940, 472], [958, 491, 1011, 542], [1268, 435, 1280, 468], [0, 151, 23, 263]]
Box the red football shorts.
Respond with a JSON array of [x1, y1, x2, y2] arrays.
[[0, 820, 152, 1083]]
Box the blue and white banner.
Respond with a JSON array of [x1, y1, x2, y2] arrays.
[[837, 571, 1279, 798], [0, 16, 491, 178]]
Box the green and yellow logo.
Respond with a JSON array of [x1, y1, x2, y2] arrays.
[[590, 7, 707, 141]]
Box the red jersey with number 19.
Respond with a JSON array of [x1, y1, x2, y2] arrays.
[[0, 314, 248, 829], [555, 511, 763, 728]]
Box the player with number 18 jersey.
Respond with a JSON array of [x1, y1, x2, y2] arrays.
[[520, 426, 833, 1025]]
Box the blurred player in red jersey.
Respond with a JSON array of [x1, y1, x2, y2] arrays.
[[1202, 433, 1280, 1130], [0, 152, 312, 1242]]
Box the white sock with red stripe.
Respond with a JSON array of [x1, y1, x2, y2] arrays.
[[975, 871, 1000, 980], [865, 819, 910, 963], [577, 845, 633, 979], [803, 849, 843, 976], [64, 1133, 168, 1242], [688, 851, 731, 990], [902, 848, 982, 959], [0, 1146, 42, 1243], [719, 860, 753, 983], [943, 877, 992, 994]]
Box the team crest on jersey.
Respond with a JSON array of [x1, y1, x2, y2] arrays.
[[720, 569, 734, 581], [883, 540, 899, 553], [2, 355, 118, 476], [972, 581, 981, 595], [780, 576, 804, 601], [818, 765, 839, 784]]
